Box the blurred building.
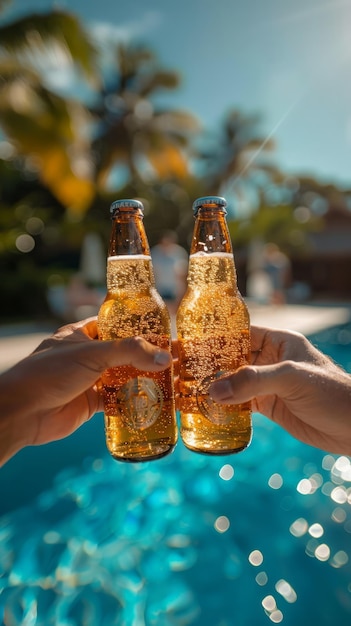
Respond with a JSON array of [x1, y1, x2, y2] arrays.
[[293, 202, 351, 300]]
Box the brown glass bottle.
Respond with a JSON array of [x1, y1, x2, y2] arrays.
[[97, 199, 177, 462], [176, 196, 252, 455]]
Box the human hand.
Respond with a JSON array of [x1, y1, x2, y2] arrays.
[[0, 318, 172, 466], [209, 325, 351, 454]]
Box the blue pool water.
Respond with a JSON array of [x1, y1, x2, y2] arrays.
[[1, 323, 351, 625]]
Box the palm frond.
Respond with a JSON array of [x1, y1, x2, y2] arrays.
[[153, 111, 200, 134], [138, 71, 180, 97], [117, 44, 155, 78], [0, 57, 40, 85], [0, 10, 99, 84], [0, 70, 88, 143]]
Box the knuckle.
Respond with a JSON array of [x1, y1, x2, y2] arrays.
[[280, 359, 300, 372], [123, 336, 145, 353], [238, 365, 257, 383]]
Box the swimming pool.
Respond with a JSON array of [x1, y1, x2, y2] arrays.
[[1, 323, 351, 625]]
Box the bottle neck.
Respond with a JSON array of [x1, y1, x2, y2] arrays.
[[188, 206, 237, 287], [109, 208, 150, 257], [107, 255, 155, 291], [190, 207, 233, 255], [107, 207, 155, 291]]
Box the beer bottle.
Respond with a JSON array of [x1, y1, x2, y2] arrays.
[[176, 196, 252, 455], [97, 199, 177, 462]]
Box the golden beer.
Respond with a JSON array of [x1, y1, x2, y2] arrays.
[[176, 197, 252, 455], [98, 201, 177, 462]]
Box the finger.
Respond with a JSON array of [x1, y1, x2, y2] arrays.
[[80, 318, 98, 339], [250, 326, 269, 352], [21, 336, 172, 405], [97, 336, 172, 371], [208, 362, 300, 404], [53, 317, 97, 338], [33, 318, 99, 354]]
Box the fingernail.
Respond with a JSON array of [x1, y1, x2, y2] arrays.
[[154, 351, 171, 366], [209, 379, 233, 402]]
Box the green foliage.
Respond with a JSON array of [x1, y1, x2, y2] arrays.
[[228, 203, 323, 255], [0, 10, 99, 83], [0, 261, 51, 322], [0, 8, 98, 213]]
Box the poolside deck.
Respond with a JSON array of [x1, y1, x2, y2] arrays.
[[0, 302, 350, 373], [248, 301, 351, 334]]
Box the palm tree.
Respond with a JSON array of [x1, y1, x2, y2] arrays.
[[197, 109, 279, 199], [89, 43, 199, 194], [0, 2, 99, 214]]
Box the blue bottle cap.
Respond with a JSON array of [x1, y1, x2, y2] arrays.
[[110, 199, 144, 214], [192, 196, 227, 214]]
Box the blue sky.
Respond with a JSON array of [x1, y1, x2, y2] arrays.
[[4, 0, 351, 189]]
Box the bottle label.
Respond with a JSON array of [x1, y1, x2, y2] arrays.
[[116, 377, 163, 430], [196, 371, 233, 425]]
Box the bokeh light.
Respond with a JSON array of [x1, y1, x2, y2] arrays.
[[15, 233, 35, 252]]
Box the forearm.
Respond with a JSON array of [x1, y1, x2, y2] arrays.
[[0, 368, 31, 466], [0, 416, 21, 467]]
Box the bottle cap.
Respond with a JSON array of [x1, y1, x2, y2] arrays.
[[192, 196, 227, 215], [110, 199, 144, 215]]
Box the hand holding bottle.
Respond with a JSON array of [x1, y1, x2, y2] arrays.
[[209, 325, 351, 454], [0, 318, 172, 467]]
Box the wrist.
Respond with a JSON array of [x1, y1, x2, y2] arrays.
[[0, 377, 29, 466], [0, 411, 23, 466]]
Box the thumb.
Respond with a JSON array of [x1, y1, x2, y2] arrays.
[[209, 362, 296, 404], [87, 336, 172, 372], [24, 336, 172, 402]]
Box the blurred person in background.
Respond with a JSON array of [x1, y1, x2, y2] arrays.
[[246, 241, 292, 305], [262, 242, 292, 304], [151, 230, 188, 317]]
